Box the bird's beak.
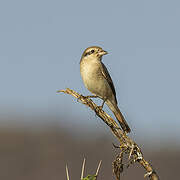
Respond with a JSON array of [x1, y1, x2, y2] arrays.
[[99, 49, 108, 56]]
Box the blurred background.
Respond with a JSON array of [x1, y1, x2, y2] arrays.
[[0, 0, 180, 179]]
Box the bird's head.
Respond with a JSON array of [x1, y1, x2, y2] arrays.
[[81, 46, 108, 60]]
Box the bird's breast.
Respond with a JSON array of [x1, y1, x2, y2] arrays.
[[80, 59, 100, 81], [80, 59, 109, 98]]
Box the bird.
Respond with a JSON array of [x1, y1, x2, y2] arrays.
[[80, 46, 131, 133]]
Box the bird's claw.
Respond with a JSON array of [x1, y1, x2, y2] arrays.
[[95, 105, 103, 112], [77, 95, 98, 103], [77, 95, 84, 102]]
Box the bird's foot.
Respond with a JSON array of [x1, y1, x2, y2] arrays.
[[95, 105, 103, 112], [84, 95, 98, 99], [77, 95, 98, 102], [77, 95, 84, 102]]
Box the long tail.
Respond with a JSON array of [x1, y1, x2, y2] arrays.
[[106, 100, 131, 133]]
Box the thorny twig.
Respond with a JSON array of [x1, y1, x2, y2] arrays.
[[58, 88, 159, 180]]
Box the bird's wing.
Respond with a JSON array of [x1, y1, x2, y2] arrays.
[[100, 62, 117, 104]]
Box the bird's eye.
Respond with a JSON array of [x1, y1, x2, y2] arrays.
[[91, 50, 95, 53]]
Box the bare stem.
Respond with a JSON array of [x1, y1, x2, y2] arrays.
[[58, 88, 160, 180]]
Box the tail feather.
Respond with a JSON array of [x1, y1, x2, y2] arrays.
[[114, 109, 131, 133], [106, 100, 131, 133]]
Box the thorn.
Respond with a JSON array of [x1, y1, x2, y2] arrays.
[[66, 164, 70, 180], [128, 144, 134, 160], [95, 160, 102, 176], [144, 171, 153, 178], [81, 158, 86, 180]]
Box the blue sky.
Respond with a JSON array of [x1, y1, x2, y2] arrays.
[[0, 0, 180, 142]]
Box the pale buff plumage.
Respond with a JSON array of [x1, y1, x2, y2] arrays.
[[80, 46, 131, 133]]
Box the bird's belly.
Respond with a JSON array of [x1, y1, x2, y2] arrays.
[[80, 63, 111, 99]]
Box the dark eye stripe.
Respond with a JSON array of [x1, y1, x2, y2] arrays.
[[84, 53, 88, 57], [84, 49, 95, 57]]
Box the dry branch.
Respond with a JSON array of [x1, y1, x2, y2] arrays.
[[58, 88, 159, 180]]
